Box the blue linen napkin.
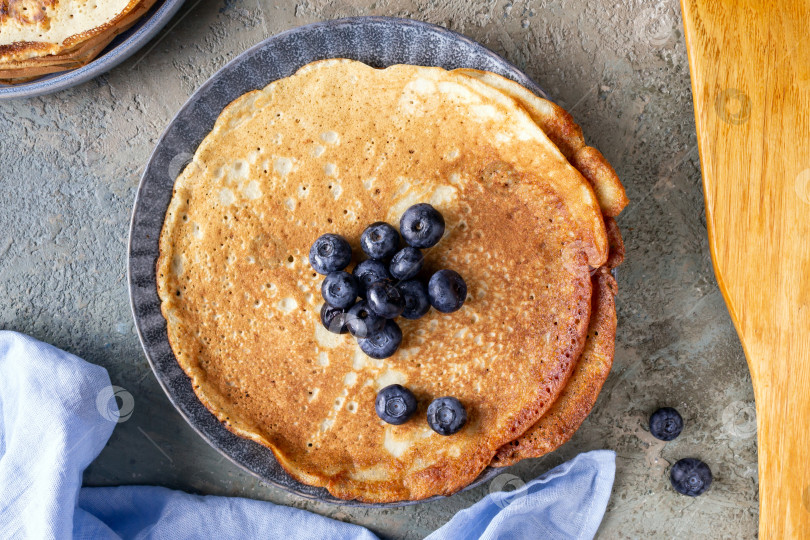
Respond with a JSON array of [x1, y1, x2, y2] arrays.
[[0, 330, 615, 539]]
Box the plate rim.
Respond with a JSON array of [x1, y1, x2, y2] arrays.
[[128, 15, 548, 508], [0, 0, 186, 100]]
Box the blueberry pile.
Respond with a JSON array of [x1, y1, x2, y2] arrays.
[[311, 203, 467, 359], [376, 384, 467, 435]]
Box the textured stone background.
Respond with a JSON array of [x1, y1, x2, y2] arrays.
[[0, 0, 758, 537]]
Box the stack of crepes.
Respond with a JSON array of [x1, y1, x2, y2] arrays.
[[0, 0, 157, 84], [156, 60, 629, 503]]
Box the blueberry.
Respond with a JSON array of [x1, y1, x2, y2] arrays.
[[670, 458, 712, 496], [427, 397, 467, 435], [428, 269, 467, 313], [375, 384, 417, 425], [400, 203, 445, 248], [321, 271, 359, 309], [309, 234, 352, 274], [389, 247, 424, 280], [397, 279, 431, 319], [352, 260, 391, 298], [360, 222, 400, 260], [649, 407, 684, 441], [358, 320, 402, 359], [345, 301, 386, 338], [320, 303, 348, 334], [367, 282, 405, 319]]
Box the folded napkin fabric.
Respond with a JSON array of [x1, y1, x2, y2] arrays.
[[0, 331, 615, 539], [426, 451, 615, 540]]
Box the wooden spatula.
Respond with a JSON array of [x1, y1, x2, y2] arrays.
[[680, 1, 810, 536]]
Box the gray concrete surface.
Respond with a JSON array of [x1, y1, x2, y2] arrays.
[[0, 0, 758, 538]]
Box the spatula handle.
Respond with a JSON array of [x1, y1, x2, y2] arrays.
[[681, 0, 810, 537]]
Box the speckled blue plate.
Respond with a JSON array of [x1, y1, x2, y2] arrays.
[[0, 0, 185, 100], [129, 16, 549, 507]]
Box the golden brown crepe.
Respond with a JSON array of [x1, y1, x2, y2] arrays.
[[157, 59, 610, 502], [0, 0, 156, 83]]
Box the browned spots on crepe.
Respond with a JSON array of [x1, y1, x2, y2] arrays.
[[454, 69, 629, 217]]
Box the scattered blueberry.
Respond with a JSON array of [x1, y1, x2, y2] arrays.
[[309, 234, 352, 274], [389, 247, 424, 280], [367, 281, 406, 319], [670, 458, 712, 496], [427, 397, 467, 435], [649, 407, 684, 441], [360, 222, 400, 260], [358, 320, 403, 359], [345, 301, 386, 338], [375, 384, 418, 425], [400, 203, 445, 248], [320, 303, 348, 334], [321, 271, 359, 309], [397, 279, 431, 319], [352, 259, 391, 298], [428, 269, 467, 313]]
